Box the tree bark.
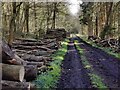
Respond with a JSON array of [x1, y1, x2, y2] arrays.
[[95, 15, 98, 36], [2, 39, 26, 65], [34, 2, 38, 38], [88, 16, 93, 37], [8, 2, 16, 46], [118, 2, 120, 51], [24, 2, 29, 35], [13, 45, 52, 51], [22, 55, 50, 62], [46, 2, 50, 30], [100, 2, 113, 39], [1, 63, 25, 82], [26, 61, 44, 67], [52, 3, 57, 29], [16, 2, 23, 36]]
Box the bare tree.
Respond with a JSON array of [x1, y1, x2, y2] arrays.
[[8, 2, 16, 45]]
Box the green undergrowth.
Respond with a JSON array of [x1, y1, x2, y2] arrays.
[[75, 40, 107, 89], [33, 39, 69, 89], [81, 37, 120, 59], [86, 39, 120, 59]]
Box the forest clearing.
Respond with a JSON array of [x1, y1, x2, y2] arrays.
[[1, 0, 120, 89]]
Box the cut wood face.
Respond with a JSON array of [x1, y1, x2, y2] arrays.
[[2, 64, 25, 82], [19, 67, 25, 82]]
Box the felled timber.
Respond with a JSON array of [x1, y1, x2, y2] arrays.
[[15, 38, 38, 42], [13, 45, 53, 51], [1, 80, 30, 89], [26, 61, 44, 67], [12, 41, 45, 46], [2, 40, 15, 63], [21, 55, 51, 62], [24, 65, 37, 81], [2, 39, 26, 65], [1, 63, 25, 82]]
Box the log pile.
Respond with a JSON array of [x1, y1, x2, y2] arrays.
[[88, 36, 119, 52], [45, 28, 66, 41], [1, 37, 61, 89], [12, 38, 59, 66], [1, 63, 25, 82]]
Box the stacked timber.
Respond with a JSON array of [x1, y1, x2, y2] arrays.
[[12, 38, 59, 67], [88, 36, 119, 52], [45, 28, 66, 40], [1, 37, 61, 89]]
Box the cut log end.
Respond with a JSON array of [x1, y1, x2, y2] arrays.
[[19, 67, 25, 82], [1, 63, 25, 82]]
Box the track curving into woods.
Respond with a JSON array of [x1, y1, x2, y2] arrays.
[[57, 37, 120, 89]]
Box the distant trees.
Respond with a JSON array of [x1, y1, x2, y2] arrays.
[[2, 2, 71, 44], [80, 2, 120, 40], [118, 2, 120, 50]]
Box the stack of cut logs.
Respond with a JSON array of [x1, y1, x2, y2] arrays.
[[88, 36, 120, 52], [1, 38, 60, 89]]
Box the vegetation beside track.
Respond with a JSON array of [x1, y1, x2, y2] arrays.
[[34, 39, 69, 88], [86, 40, 120, 59], [77, 35, 120, 59], [75, 40, 107, 89]]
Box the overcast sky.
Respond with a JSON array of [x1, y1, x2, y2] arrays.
[[67, 0, 83, 16]]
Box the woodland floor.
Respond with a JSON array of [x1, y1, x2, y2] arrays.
[[57, 37, 120, 89]]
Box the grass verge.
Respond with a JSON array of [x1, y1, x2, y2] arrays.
[[76, 35, 120, 59], [33, 39, 69, 88], [74, 40, 107, 89], [86, 40, 120, 59]]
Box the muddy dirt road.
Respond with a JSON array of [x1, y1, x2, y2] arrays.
[[77, 37, 120, 88], [58, 37, 120, 89], [57, 38, 92, 88]]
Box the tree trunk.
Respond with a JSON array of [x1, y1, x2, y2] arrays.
[[8, 2, 16, 46], [52, 3, 57, 29], [2, 10, 7, 37], [95, 15, 98, 36], [24, 2, 29, 35], [118, 2, 120, 51], [46, 2, 50, 30], [34, 2, 38, 38], [16, 2, 23, 37], [100, 2, 113, 39], [1, 63, 25, 82], [88, 16, 93, 37]]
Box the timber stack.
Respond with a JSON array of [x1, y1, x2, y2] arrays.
[[1, 29, 66, 89], [87, 36, 120, 52]]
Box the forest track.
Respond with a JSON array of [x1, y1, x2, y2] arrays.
[[76, 37, 120, 89], [57, 38, 92, 88]]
